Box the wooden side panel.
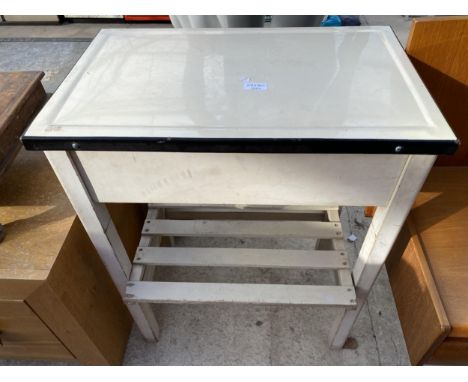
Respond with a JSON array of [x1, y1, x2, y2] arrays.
[[0, 279, 42, 300], [107, 203, 147, 262], [0, 300, 73, 360], [0, 71, 46, 178], [386, 219, 451, 365], [0, 149, 76, 283], [406, 17, 468, 166], [27, 218, 133, 365], [412, 167, 468, 339], [0, 343, 73, 361], [427, 338, 468, 365]]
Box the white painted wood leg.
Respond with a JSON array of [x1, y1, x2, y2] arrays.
[[328, 155, 436, 349], [45, 151, 159, 341], [45, 151, 131, 293], [127, 207, 162, 341]]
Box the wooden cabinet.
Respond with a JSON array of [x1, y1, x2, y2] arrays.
[[387, 167, 468, 365], [0, 149, 145, 364], [0, 300, 72, 360]]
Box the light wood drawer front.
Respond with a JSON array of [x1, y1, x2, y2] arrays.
[[75, 152, 408, 207], [0, 300, 73, 359]]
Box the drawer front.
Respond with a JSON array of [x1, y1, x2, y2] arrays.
[[74, 152, 408, 207], [0, 300, 74, 360], [428, 338, 468, 366]]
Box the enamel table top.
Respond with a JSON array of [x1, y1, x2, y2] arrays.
[[23, 27, 458, 154]]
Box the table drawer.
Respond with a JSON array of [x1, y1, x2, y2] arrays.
[[0, 300, 74, 360], [428, 338, 468, 365], [74, 152, 408, 207]]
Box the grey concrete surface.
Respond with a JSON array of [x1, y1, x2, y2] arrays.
[[0, 41, 89, 93], [0, 16, 417, 366]]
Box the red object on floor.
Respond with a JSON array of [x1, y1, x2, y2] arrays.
[[124, 15, 170, 22]]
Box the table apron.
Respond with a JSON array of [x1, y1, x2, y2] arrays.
[[74, 152, 408, 207]]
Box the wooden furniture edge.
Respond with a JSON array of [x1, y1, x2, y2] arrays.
[[0, 72, 46, 177], [386, 215, 451, 365], [407, 217, 451, 364], [26, 217, 133, 365]]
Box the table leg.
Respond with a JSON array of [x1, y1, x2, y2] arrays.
[[45, 151, 159, 341], [329, 154, 436, 349], [126, 207, 162, 341]]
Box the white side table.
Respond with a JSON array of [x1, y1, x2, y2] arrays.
[[23, 27, 457, 348]]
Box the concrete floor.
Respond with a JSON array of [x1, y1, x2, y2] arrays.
[[0, 16, 417, 366]]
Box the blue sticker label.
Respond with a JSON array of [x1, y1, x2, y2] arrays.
[[243, 81, 268, 91]]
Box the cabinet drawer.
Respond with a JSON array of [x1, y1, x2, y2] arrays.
[[0, 300, 74, 360], [74, 152, 408, 207]]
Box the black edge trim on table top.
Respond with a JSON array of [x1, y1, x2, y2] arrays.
[[21, 136, 460, 155]]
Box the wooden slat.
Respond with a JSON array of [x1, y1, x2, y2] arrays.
[[163, 206, 335, 222], [164, 210, 327, 222], [125, 282, 356, 307], [143, 219, 342, 239], [134, 247, 349, 269], [161, 206, 338, 213]]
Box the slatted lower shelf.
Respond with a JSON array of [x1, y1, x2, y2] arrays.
[[127, 206, 356, 309], [126, 282, 356, 307]]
